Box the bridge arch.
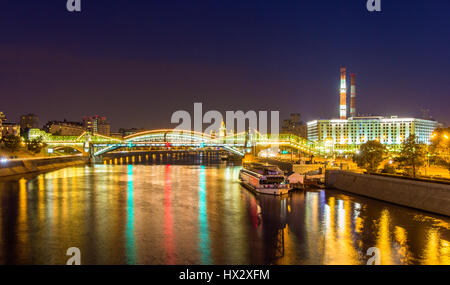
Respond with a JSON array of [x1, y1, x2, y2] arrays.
[[124, 129, 213, 144], [51, 145, 84, 154], [94, 129, 245, 156]]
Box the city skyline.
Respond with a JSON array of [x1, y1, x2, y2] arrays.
[[1, 1, 449, 129]]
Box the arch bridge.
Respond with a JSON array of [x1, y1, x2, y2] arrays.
[[29, 129, 318, 158]]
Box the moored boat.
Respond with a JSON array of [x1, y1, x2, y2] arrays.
[[239, 163, 292, 195]]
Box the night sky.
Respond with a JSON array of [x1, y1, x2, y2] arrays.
[[1, 0, 449, 130]]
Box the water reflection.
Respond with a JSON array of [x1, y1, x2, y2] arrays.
[[198, 165, 211, 264], [164, 164, 174, 264], [0, 164, 449, 265], [126, 164, 136, 264]]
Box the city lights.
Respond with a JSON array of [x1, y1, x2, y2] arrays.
[[0, 0, 449, 272]]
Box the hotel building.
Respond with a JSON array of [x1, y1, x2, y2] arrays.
[[307, 68, 439, 153], [307, 116, 438, 152]]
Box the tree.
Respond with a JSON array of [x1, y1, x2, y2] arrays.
[[430, 128, 450, 171], [2, 134, 22, 153], [26, 136, 47, 154], [353, 140, 386, 173], [395, 134, 425, 178]]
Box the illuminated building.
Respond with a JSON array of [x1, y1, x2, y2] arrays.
[[1, 123, 21, 137], [307, 68, 439, 153], [307, 116, 438, 152], [0, 112, 20, 139], [44, 120, 85, 136]]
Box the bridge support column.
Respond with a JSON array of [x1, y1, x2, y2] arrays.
[[89, 155, 103, 164]]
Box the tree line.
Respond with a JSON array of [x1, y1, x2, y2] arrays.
[[353, 128, 450, 178], [1, 134, 47, 156]]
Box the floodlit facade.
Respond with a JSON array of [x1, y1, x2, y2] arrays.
[[307, 116, 438, 153], [1, 123, 21, 137]]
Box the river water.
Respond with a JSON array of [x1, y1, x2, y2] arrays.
[[0, 163, 449, 265]]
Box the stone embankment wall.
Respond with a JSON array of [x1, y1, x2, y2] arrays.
[[325, 170, 450, 216], [0, 156, 88, 177], [293, 164, 323, 174]]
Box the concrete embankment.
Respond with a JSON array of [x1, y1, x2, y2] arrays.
[[0, 155, 88, 177], [325, 170, 450, 216]]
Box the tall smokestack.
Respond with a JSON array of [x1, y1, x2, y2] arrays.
[[350, 73, 356, 117], [340, 67, 347, 119]]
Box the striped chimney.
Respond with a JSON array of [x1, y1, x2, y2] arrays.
[[340, 67, 347, 119], [350, 73, 356, 117]]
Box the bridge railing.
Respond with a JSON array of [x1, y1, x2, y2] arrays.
[[35, 128, 321, 155]]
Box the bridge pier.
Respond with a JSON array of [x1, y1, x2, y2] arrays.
[[89, 154, 103, 164]]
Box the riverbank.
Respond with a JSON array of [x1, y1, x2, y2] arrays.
[[0, 155, 88, 177], [325, 170, 450, 216], [0, 145, 48, 159]]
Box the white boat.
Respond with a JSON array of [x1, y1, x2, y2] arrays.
[[239, 163, 292, 195]]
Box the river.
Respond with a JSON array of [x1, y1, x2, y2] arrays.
[[0, 163, 448, 265]]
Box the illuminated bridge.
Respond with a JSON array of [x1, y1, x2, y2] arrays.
[[29, 129, 318, 158]]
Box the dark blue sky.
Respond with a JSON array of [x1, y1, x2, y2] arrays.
[[1, 0, 449, 130]]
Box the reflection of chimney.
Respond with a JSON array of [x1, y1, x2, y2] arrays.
[[350, 73, 356, 117], [340, 67, 347, 119]]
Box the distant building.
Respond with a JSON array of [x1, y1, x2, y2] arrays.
[[118, 128, 145, 137], [83, 116, 111, 136], [20, 113, 39, 131], [110, 132, 124, 139], [307, 116, 438, 153], [44, 120, 85, 136], [281, 113, 307, 138]]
